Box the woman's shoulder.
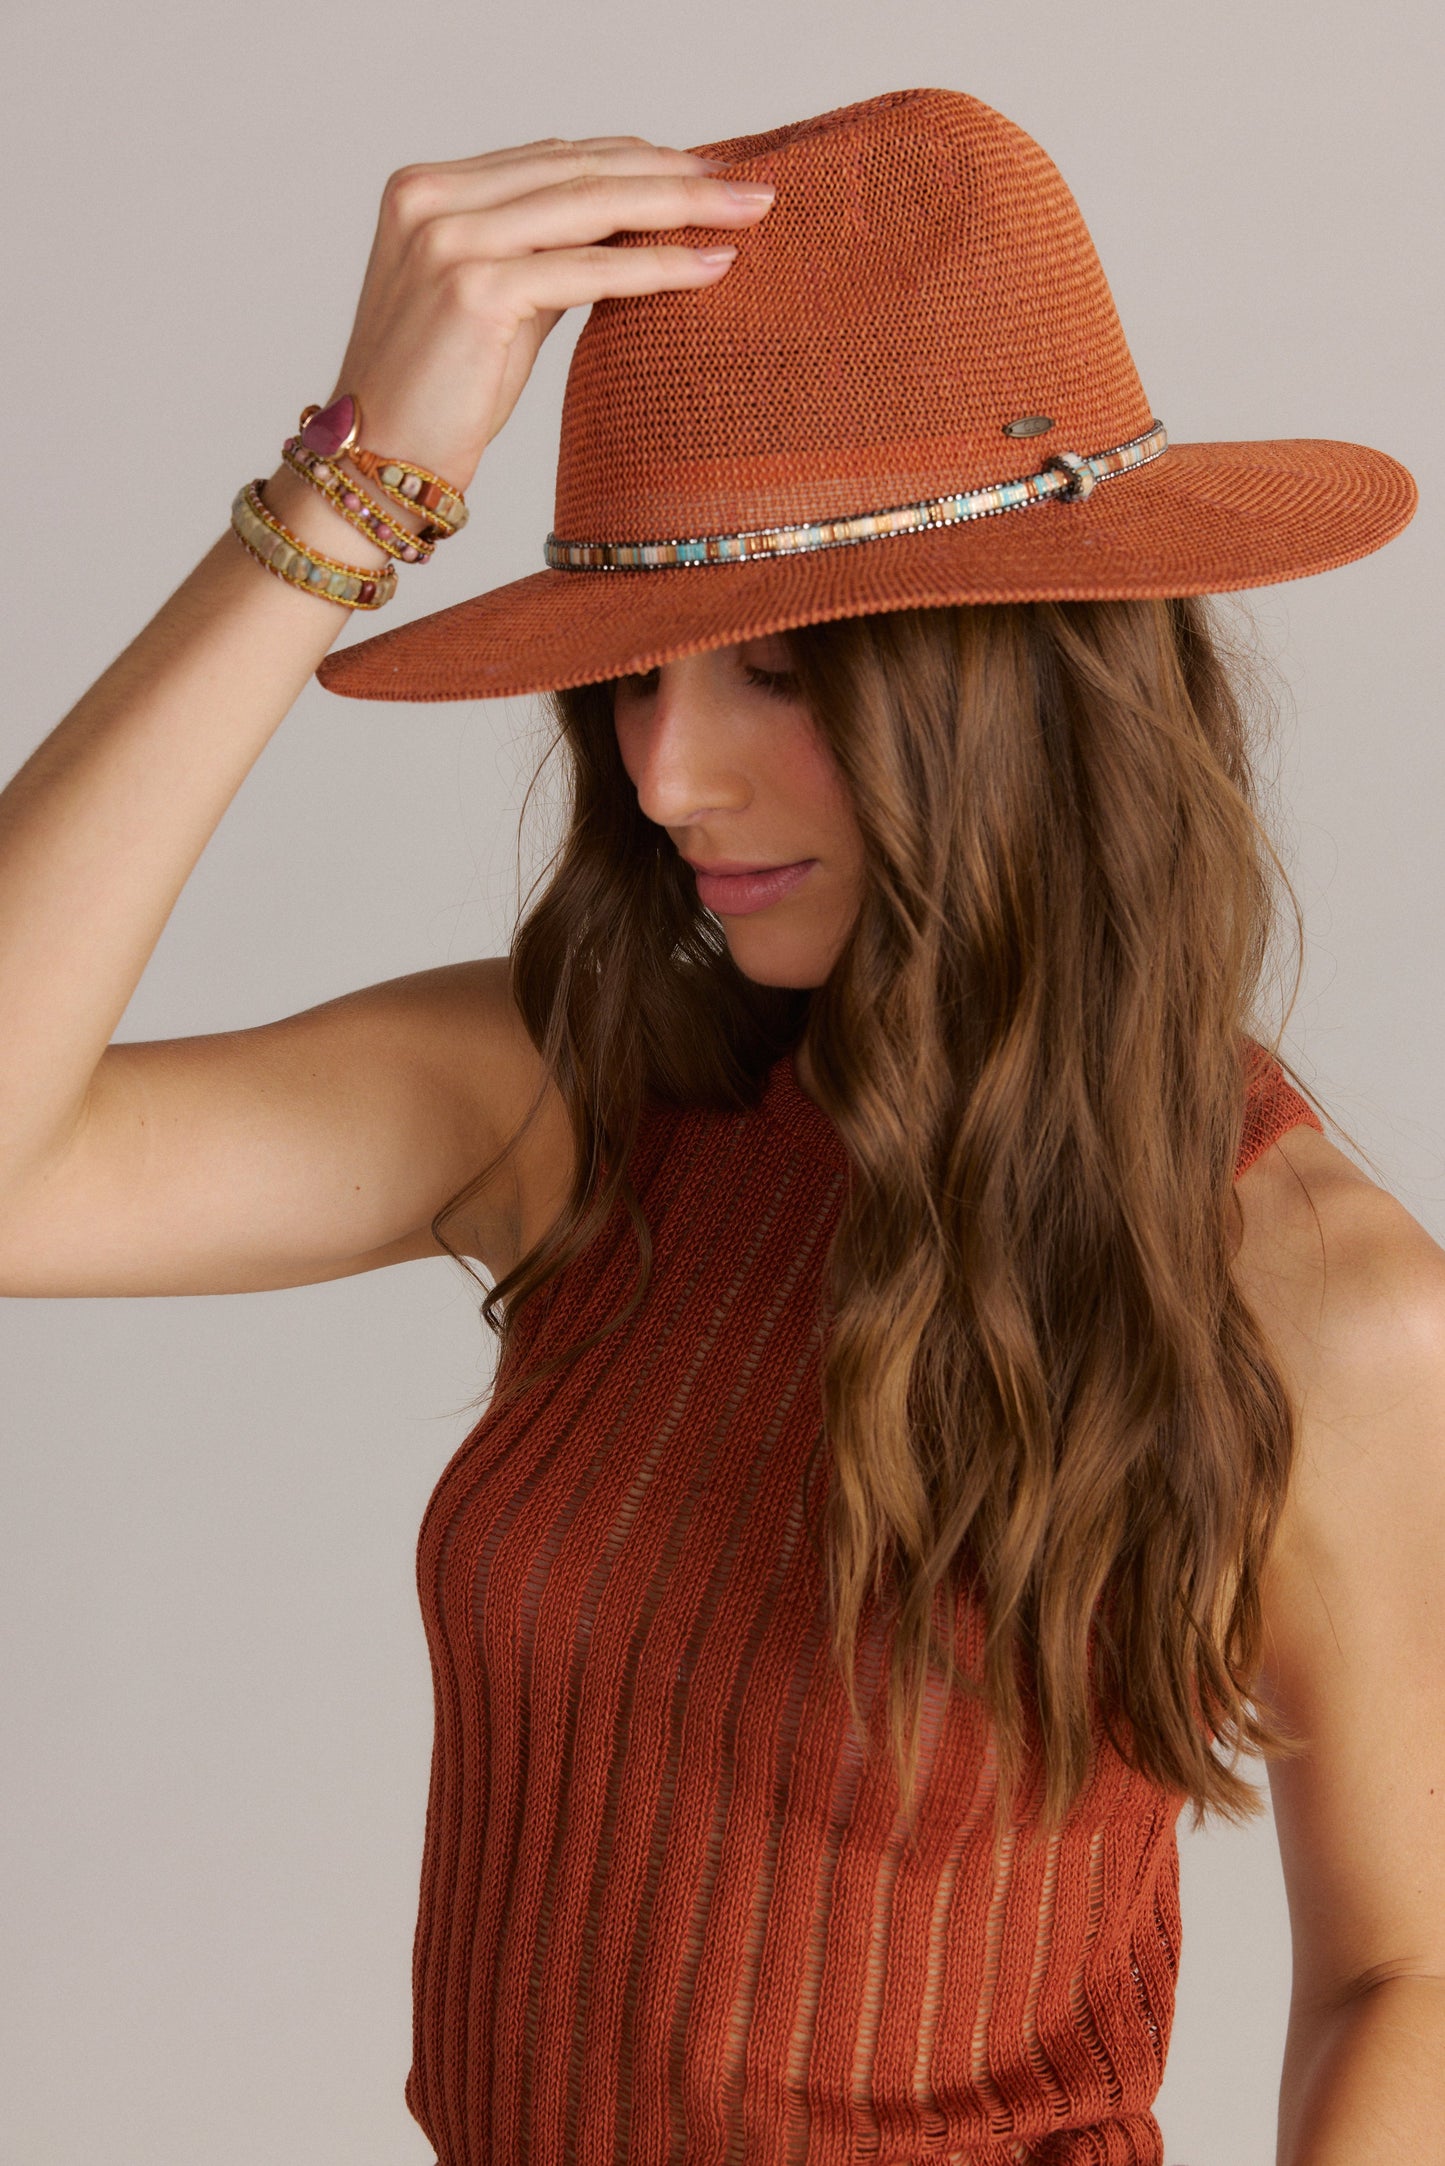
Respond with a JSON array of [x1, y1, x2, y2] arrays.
[[1238, 1129, 1445, 2014], [1231, 1114, 1445, 1485], [1232, 1111, 1419, 1339]]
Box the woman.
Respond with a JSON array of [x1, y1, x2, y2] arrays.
[[1, 85, 1441, 2165]]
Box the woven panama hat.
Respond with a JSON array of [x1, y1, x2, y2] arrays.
[[316, 85, 1418, 705]]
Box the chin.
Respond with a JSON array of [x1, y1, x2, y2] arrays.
[[722, 930, 836, 992]]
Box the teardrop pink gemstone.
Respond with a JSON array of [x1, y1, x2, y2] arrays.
[[299, 394, 356, 458]]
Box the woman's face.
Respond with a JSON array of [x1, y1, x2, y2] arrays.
[[612, 632, 867, 990]]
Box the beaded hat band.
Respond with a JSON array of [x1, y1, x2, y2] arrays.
[[544, 421, 1167, 571]]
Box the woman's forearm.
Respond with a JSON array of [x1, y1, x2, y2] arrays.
[[1277, 1975, 1445, 2165], [0, 462, 396, 1200]]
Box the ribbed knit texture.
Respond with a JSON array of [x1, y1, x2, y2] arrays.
[[407, 1044, 1321, 2165]]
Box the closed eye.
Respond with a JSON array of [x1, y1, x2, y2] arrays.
[[742, 665, 801, 700], [614, 663, 801, 701]]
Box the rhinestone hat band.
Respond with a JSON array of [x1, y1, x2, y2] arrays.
[[544, 420, 1168, 572]]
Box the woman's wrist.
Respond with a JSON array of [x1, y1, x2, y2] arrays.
[[229, 393, 465, 614]]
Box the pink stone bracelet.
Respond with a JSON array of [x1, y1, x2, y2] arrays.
[[296, 394, 470, 541], [281, 439, 436, 564], [229, 481, 397, 609]]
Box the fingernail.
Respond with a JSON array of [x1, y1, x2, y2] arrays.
[[697, 247, 738, 266], [724, 181, 776, 204], [692, 155, 729, 172]]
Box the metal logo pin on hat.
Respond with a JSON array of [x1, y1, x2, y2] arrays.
[[316, 86, 1417, 705]]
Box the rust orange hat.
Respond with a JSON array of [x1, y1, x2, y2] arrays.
[[316, 85, 1418, 706]]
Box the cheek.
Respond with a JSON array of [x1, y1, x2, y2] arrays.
[[776, 728, 860, 848]]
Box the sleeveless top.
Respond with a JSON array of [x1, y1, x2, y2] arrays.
[[406, 1042, 1321, 2166]]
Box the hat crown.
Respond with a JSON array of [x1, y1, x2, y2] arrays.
[[552, 87, 1154, 543]]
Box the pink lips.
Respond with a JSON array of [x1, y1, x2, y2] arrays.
[[691, 860, 815, 915]]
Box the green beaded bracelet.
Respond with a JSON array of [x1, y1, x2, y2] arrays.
[[229, 481, 398, 609]]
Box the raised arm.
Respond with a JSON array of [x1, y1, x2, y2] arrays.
[[0, 138, 774, 1297]]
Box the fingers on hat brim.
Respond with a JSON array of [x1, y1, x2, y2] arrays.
[[314, 440, 1417, 705]]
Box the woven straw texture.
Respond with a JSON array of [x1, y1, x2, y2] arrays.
[[317, 86, 1417, 705]]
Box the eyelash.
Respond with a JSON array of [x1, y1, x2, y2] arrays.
[[617, 664, 799, 701], [743, 665, 800, 700]]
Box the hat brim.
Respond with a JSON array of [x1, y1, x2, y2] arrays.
[[314, 438, 1417, 704]]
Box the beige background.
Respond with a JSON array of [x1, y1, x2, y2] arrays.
[[2, 2, 1441, 2162]]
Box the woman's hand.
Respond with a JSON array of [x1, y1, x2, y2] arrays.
[[319, 135, 777, 497]]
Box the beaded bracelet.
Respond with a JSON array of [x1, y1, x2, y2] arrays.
[[295, 394, 470, 541], [281, 440, 436, 564], [344, 444, 469, 539], [229, 481, 398, 609]]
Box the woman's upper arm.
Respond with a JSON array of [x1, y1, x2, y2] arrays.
[[0, 955, 532, 1296], [1252, 1169, 1445, 2008]]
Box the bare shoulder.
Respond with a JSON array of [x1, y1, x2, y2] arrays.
[[418, 956, 575, 1279], [1232, 1131, 1445, 2007], [1231, 1119, 1445, 1424], [1232, 1114, 1445, 1652], [222, 947, 577, 1282]]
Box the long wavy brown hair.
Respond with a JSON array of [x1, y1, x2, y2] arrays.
[[432, 595, 1368, 1838]]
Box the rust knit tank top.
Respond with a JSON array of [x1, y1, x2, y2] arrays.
[[407, 1042, 1321, 2166]]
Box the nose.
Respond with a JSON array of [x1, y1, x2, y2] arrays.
[[620, 664, 749, 829]]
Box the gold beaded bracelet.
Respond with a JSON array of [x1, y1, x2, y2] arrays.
[[344, 443, 470, 539], [229, 481, 398, 609], [290, 395, 470, 542], [281, 440, 436, 564]]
